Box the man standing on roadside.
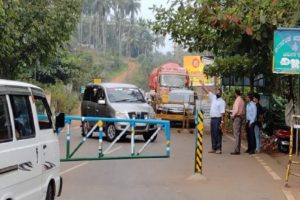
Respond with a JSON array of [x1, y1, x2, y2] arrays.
[[253, 93, 263, 153], [245, 93, 257, 155], [230, 89, 245, 155], [201, 83, 226, 154]]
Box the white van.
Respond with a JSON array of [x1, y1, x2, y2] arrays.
[[0, 80, 65, 200]]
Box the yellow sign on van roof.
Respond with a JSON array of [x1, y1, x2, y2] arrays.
[[94, 79, 101, 84]]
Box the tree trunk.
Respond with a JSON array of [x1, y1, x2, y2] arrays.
[[288, 75, 295, 103], [89, 16, 92, 47], [249, 74, 255, 93], [102, 18, 107, 54], [118, 21, 122, 56]]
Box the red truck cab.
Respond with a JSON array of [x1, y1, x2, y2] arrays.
[[148, 62, 189, 108]]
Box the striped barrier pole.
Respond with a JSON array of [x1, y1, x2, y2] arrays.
[[66, 119, 71, 159], [131, 116, 136, 156], [195, 110, 204, 174], [165, 123, 171, 157], [98, 121, 103, 158]]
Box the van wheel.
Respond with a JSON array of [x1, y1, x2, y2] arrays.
[[82, 121, 93, 138], [143, 130, 157, 142], [45, 183, 54, 200], [106, 123, 119, 142]]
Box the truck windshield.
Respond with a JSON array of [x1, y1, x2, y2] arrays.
[[160, 74, 186, 88], [107, 88, 146, 103]]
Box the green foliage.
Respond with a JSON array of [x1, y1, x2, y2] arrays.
[[204, 55, 254, 78], [45, 82, 79, 114], [150, 0, 300, 91], [0, 0, 83, 79], [263, 94, 287, 135]]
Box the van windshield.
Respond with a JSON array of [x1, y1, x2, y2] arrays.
[[107, 88, 146, 103]]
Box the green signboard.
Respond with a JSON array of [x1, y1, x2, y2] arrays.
[[273, 28, 300, 74]]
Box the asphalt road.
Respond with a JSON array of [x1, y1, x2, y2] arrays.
[[58, 126, 298, 200]]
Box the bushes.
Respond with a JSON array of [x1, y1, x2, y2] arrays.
[[45, 82, 79, 115]]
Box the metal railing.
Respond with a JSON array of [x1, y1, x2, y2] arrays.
[[61, 116, 171, 161]]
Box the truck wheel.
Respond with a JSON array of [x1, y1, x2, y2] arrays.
[[143, 130, 157, 142], [106, 123, 119, 142], [82, 121, 93, 138], [45, 183, 54, 200]]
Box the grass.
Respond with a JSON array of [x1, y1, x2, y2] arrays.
[[107, 62, 128, 80]]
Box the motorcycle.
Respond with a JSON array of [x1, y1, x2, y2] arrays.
[[274, 128, 290, 153]]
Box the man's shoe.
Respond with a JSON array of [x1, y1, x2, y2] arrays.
[[215, 150, 222, 154], [208, 150, 216, 153], [230, 152, 240, 155], [248, 151, 255, 155]]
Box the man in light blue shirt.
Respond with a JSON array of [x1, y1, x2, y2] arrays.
[[245, 93, 257, 154]]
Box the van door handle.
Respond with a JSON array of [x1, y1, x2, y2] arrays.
[[43, 144, 47, 149]]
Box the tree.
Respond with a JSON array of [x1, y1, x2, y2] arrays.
[[0, 0, 83, 79], [150, 0, 300, 92], [126, 0, 140, 25], [125, 0, 140, 56]]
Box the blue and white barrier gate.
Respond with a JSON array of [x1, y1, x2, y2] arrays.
[[61, 116, 171, 161]]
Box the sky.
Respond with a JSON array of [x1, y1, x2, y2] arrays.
[[138, 0, 173, 53]]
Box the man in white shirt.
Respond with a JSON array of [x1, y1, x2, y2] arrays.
[[201, 84, 226, 154]]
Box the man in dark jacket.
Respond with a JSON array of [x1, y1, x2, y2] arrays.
[[253, 93, 263, 153]]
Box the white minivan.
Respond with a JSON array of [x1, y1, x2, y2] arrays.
[[0, 80, 65, 200]]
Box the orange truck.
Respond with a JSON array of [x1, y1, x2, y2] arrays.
[[148, 62, 195, 128]]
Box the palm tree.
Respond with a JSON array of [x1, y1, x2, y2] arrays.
[[111, 0, 128, 57], [125, 0, 141, 25], [94, 0, 111, 52]]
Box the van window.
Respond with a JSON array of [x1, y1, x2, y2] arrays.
[[10, 95, 35, 139], [0, 96, 12, 143], [83, 87, 105, 103], [34, 96, 53, 130]]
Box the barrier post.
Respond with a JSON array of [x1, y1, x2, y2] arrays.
[[194, 110, 204, 174], [131, 116, 136, 156], [66, 119, 71, 159], [165, 123, 171, 157], [98, 121, 103, 158]]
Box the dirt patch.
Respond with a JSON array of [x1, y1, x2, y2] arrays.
[[110, 58, 138, 83]]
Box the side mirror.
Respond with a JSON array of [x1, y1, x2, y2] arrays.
[[55, 113, 65, 133], [98, 99, 106, 105]]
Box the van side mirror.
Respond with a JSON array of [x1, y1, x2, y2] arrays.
[[98, 99, 106, 105], [55, 113, 65, 133]]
